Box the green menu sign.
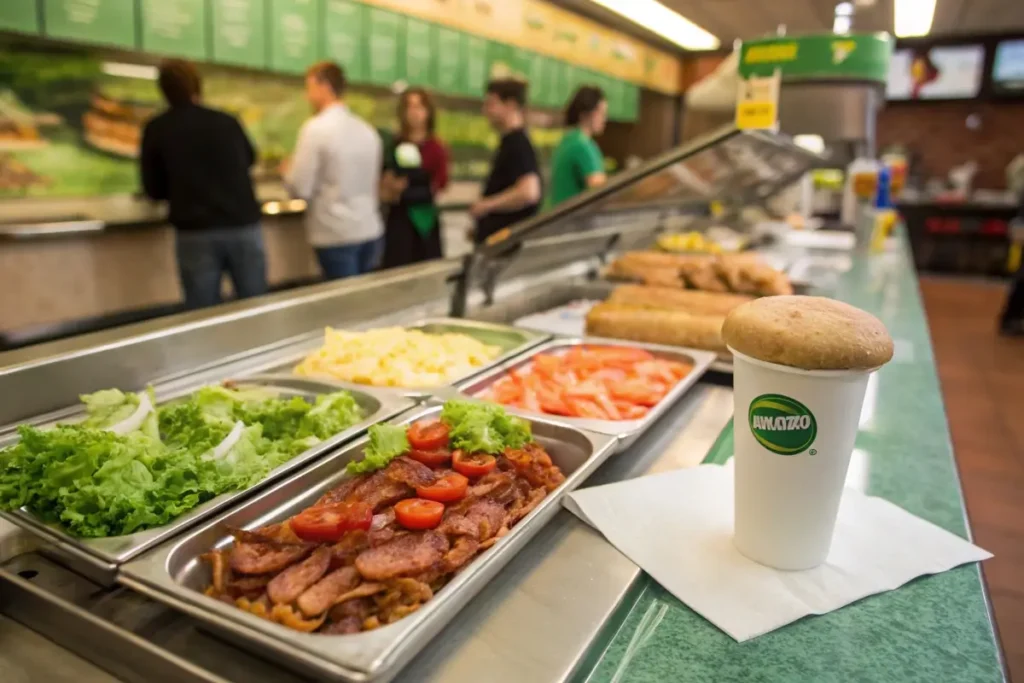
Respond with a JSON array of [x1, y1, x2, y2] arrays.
[[0, 0, 40, 34], [434, 26, 464, 95], [269, 0, 318, 74], [323, 0, 367, 82], [621, 82, 639, 121], [44, 0, 137, 48], [403, 17, 435, 87], [487, 41, 515, 80], [211, 0, 266, 68], [462, 35, 488, 97], [366, 7, 401, 86], [738, 33, 892, 83], [141, 0, 208, 60]]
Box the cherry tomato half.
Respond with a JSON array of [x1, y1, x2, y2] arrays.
[[289, 502, 372, 542], [407, 420, 450, 451], [408, 448, 452, 468], [415, 472, 469, 503], [452, 450, 497, 478], [395, 498, 445, 530]]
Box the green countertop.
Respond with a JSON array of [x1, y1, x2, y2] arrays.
[[576, 232, 1006, 683]]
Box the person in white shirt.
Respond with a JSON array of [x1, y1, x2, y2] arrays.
[[284, 61, 384, 279]]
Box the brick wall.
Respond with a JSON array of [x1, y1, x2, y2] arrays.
[[877, 101, 1024, 189]]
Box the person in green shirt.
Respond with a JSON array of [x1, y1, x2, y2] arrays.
[[550, 86, 608, 206]]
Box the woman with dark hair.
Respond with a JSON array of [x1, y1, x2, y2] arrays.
[[380, 87, 450, 269], [549, 85, 608, 206]]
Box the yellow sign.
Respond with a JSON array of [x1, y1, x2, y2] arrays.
[[360, 0, 681, 94], [735, 73, 780, 130]]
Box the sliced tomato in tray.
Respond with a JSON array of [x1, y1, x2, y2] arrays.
[[416, 472, 469, 503], [290, 502, 373, 542], [407, 420, 450, 451]]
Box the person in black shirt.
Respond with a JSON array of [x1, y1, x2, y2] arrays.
[[470, 79, 542, 245], [140, 59, 266, 309]]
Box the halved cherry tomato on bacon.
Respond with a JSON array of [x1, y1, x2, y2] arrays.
[[289, 502, 372, 542], [408, 448, 452, 468], [407, 420, 450, 451], [395, 498, 445, 530], [415, 472, 469, 503], [452, 450, 497, 478]]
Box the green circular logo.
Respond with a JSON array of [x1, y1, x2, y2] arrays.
[[748, 394, 817, 455]]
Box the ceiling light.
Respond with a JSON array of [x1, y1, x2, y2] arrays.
[[893, 0, 936, 37], [587, 0, 720, 50]]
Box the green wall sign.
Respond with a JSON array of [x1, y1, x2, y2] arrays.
[[434, 26, 464, 95], [44, 0, 137, 49], [738, 33, 892, 83], [366, 7, 401, 86], [403, 17, 435, 87], [269, 0, 318, 74], [323, 0, 367, 82], [0, 0, 40, 34], [140, 0, 208, 60], [211, 0, 267, 69]]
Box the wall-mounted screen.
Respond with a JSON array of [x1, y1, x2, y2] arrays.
[[992, 39, 1024, 93], [887, 45, 985, 100]]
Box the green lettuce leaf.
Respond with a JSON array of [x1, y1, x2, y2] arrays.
[[79, 388, 159, 439], [347, 424, 409, 475], [441, 399, 532, 454], [297, 392, 364, 441]]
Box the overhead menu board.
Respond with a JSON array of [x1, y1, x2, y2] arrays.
[[403, 17, 435, 87], [366, 7, 402, 86], [140, 0, 208, 60], [0, 0, 40, 34], [269, 0, 318, 74], [462, 34, 488, 98], [211, 0, 267, 68], [323, 0, 367, 82], [44, 0, 137, 49], [434, 26, 464, 95]]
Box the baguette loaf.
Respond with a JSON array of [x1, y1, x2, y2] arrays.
[[585, 303, 729, 357], [607, 285, 753, 316]]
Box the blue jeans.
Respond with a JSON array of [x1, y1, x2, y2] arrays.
[[316, 238, 383, 280], [175, 224, 268, 309]]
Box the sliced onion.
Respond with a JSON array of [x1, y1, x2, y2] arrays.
[[107, 392, 154, 435], [202, 421, 246, 462]]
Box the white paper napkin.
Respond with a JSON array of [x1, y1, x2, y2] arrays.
[[564, 463, 992, 642]]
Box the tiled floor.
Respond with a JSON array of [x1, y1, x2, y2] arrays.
[[919, 276, 1024, 682]]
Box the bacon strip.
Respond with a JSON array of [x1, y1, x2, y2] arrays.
[[267, 547, 331, 605], [296, 566, 361, 618]]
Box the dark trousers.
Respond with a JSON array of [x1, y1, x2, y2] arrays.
[[316, 238, 383, 280], [382, 211, 443, 270], [1001, 265, 1024, 327], [175, 224, 267, 310]]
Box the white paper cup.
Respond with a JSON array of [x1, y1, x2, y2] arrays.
[[730, 348, 875, 570]]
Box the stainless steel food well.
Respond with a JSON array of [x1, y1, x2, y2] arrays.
[[0, 376, 414, 585], [243, 317, 551, 394], [457, 336, 716, 450], [118, 403, 618, 682]]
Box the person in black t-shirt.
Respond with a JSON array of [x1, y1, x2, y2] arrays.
[[470, 79, 542, 245], [140, 59, 266, 309]]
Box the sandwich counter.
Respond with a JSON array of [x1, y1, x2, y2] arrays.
[[0, 127, 1006, 683]]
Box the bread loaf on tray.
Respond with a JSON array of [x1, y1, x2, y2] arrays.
[[606, 285, 753, 316], [586, 303, 729, 358]]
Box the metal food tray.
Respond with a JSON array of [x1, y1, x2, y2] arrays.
[[118, 403, 618, 683], [456, 337, 716, 450], [246, 317, 551, 395], [0, 376, 414, 585]]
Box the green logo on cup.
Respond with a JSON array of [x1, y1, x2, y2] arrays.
[[748, 394, 817, 455]]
